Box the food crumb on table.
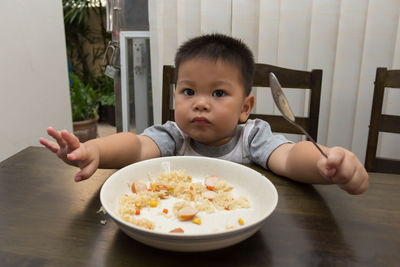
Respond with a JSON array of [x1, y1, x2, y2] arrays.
[[100, 220, 107, 225], [96, 206, 107, 214]]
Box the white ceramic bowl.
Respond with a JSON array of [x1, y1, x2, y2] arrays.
[[100, 156, 278, 252]]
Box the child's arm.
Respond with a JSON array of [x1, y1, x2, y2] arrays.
[[267, 141, 369, 194], [39, 127, 160, 182]]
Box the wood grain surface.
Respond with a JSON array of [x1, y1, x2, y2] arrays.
[[0, 147, 399, 266]]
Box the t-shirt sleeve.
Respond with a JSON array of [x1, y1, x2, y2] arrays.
[[141, 121, 184, 157], [247, 119, 293, 169]]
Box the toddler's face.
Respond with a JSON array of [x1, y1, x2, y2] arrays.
[[174, 58, 254, 146]]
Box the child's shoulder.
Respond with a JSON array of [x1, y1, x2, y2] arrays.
[[242, 119, 270, 129]]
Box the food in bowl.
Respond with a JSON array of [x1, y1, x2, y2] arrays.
[[118, 170, 250, 233], [100, 156, 279, 252]]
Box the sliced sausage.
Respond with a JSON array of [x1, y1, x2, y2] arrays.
[[131, 179, 147, 193], [204, 175, 222, 191], [177, 206, 199, 221], [169, 227, 184, 233]]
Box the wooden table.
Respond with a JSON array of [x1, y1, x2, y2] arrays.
[[1, 147, 399, 266]]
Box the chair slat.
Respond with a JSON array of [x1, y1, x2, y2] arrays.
[[374, 158, 400, 174], [385, 70, 400, 87], [379, 115, 400, 133], [365, 67, 400, 174]]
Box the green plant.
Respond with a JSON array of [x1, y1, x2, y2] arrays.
[[63, 0, 113, 122], [100, 94, 115, 106], [70, 72, 99, 121], [63, 0, 110, 86], [97, 75, 115, 106]]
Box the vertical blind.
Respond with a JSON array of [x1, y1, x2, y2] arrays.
[[148, 0, 400, 163]]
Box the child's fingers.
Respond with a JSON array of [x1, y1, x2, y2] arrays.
[[325, 147, 345, 169], [321, 148, 349, 181], [337, 167, 368, 194], [317, 148, 344, 179], [46, 127, 67, 148], [39, 137, 60, 153], [325, 147, 369, 194], [66, 145, 86, 162], [345, 162, 368, 194], [60, 130, 80, 151], [74, 161, 97, 182], [354, 175, 369, 194], [330, 151, 358, 185]]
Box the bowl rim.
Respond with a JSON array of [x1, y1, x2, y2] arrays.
[[100, 156, 278, 239]]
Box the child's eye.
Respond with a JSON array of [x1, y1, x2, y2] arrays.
[[183, 88, 194, 96], [212, 90, 226, 97]]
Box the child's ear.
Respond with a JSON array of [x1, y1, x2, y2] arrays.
[[239, 94, 255, 123]]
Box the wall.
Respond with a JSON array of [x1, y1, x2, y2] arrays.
[[148, 0, 400, 163], [0, 0, 72, 162]]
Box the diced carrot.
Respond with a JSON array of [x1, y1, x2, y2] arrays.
[[163, 208, 168, 214], [135, 209, 140, 215], [155, 184, 168, 191], [190, 186, 193, 190]]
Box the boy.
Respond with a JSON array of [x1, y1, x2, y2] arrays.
[[40, 34, 368, 194]]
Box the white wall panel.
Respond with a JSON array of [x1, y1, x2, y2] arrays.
[[200, 0, 232, 35], [177, 0, 201, 44], [307, 0, 340, 144], [232, 0, 259, 56], [148, 0, 400, 163], [232, 0, 260, 110], [162, 0, 178, 65], [277, 0, 312, 120], [0, 0, 71, 161], [276, 0, 313, 142], [352, 0, 400, 161], [256, 0, 281, 115], [327, 0, 369, 148], [149, 0, 164, 124]]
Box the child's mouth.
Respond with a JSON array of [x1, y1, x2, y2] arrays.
[[192, 116, 210, 125]]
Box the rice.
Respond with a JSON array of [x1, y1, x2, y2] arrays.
[[120, 215, 155, 230], [119, 170, 250, 230]]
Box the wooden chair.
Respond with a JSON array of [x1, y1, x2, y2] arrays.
[[162, 63, 323, 141], [365, 67, 400, 174]]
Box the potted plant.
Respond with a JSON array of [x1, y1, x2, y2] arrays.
[[70, 72, 100, 142], [98, 75, 116, 126]]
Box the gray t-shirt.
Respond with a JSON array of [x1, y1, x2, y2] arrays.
[[142, 119, 291, 169]]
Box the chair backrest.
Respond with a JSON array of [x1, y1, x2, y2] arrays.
[[365, 67, 400, 174], [162, 63, 323, 141]]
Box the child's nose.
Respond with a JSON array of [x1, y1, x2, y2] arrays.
[[194, 98, 209, 111]]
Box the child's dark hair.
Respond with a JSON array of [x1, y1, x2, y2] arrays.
[[174, 33, 254, 96]]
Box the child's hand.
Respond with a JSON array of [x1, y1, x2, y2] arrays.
[[39, 127, 99, 182], [317, 147, 368, 194]]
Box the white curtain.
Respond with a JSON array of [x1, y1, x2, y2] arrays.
[[148, 0, 400, 163]]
